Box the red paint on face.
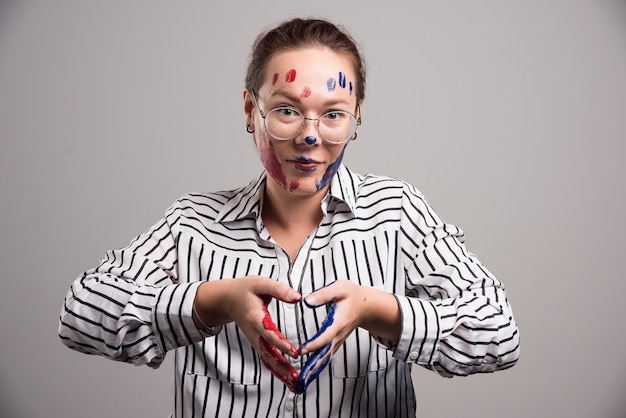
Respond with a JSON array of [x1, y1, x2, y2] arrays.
[[285, 69, 296, 83], [257, 131, 287, 190], [272, 72, 279, 85], [289, 180, 300, 192], [301, 87, 311, 98]]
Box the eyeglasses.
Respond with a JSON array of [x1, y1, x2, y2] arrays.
[[250, 90, 361, 144]]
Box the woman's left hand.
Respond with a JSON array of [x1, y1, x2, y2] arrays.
[[296, 280, 401, 392]]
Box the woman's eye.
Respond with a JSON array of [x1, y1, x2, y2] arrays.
[[277, 107, 300, 117], [323, 111, 345, 121]]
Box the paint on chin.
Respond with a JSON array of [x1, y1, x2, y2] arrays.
[[257, 131, 288, 190], [315, 145, 347, 191]]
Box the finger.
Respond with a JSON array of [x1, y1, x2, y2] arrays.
[[259, 279, 302, 304], [303, 281, 338, 308], [297, 342, 332, 393], [299, 303, 337, 355], [261, 302, 299, 358], [258, 336, 299, 393]]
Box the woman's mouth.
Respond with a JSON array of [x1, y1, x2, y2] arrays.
[[291, 156, 319, 172]]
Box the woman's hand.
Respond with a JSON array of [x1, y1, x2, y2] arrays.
[[194, 276, 302, 392], [297, 280, 401, 392]]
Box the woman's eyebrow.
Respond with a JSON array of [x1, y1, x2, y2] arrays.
[[269, 90, 351, 108]]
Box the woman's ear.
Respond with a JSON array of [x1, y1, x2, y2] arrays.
[[243, 89, 255, 128]]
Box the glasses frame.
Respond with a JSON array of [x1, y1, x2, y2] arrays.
[[250, 90, 361, 145]]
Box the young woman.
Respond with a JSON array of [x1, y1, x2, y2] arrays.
[[59, 18, 519, 417]]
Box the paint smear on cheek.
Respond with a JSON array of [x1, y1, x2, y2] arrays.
[[257, 133, 287, 190], [315, 146, 347, 191], [285, 69, 296, 83], [301, 87, 311, 98], [272, 73, 279, 85], [349, 81, 353, 95]]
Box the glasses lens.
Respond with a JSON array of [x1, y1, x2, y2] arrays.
[[266, 107, 305, 140], [318, 111, 357, 144]]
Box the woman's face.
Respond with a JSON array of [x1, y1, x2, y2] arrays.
[[244, 47, 360, 197]]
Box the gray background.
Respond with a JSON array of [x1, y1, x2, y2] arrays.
[[1, 1, 625, 417]]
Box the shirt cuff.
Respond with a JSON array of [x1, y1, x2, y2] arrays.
[[392, 294, 441, 364], [152, 282, 219, 352]]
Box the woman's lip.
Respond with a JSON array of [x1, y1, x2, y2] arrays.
[[290, 155, 321, 164], [290, 159, 319, 172]]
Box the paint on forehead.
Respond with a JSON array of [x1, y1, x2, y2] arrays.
[[272, 73, 279, 85], [285, 69, 296, 83], [326, 77, 336, 92], [338, 72, 346, 89], [301, 87, 311, 98]]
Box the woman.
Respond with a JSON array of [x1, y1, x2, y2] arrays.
[[59, 18, 519, 417]]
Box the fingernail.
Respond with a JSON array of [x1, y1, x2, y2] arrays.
[[288, 290, 302, 302], [304, 295, 317, 308]]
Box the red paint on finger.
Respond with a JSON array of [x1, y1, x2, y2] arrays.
[[262, 305, 298, 357], [259, 336, 299, 393]]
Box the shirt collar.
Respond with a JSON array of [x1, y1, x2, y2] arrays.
[[215, 164, 358, 224]]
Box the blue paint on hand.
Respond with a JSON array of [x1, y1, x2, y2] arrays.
[[297, 342, 332, 393]]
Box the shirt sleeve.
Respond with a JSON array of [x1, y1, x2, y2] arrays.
[[58, 207, 214, 368], [392, 183, 520, 377]]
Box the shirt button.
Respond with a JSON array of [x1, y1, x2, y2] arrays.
[[409, 351, 419, 361], [176, 336, 186, 345], [286, 401, 294, 411]]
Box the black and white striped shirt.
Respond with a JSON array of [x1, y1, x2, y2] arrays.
[[59, 165, 520, 417]]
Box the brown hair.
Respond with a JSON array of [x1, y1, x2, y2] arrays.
[[245, 18, 366, 104]]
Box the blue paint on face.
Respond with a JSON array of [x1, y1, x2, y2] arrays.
[[338, 72, 346, 88], [327, 77, 336, 92], [349, 81, 353, 95], [305, 136, 317, 145], [315, 144, 347, 191], [294, 155, 313, 162]]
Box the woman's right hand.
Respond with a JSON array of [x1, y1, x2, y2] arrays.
[[193, 277, 302, 391]]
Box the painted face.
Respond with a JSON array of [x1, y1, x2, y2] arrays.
[[248, 47, 359, 196]]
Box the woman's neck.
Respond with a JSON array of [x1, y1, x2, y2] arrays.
[[262, 179, 326, 230]]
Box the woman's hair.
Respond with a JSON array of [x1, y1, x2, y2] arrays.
[[245, 18, 366, 104]]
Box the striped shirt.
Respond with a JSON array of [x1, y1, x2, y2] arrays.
[[59, 165, 520, 417]]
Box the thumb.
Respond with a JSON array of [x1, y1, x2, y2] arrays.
[[262, 279, 301, 304], [304, 281, 338, 308]]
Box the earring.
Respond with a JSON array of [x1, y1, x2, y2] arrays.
[[246, 124, 254, 134]]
